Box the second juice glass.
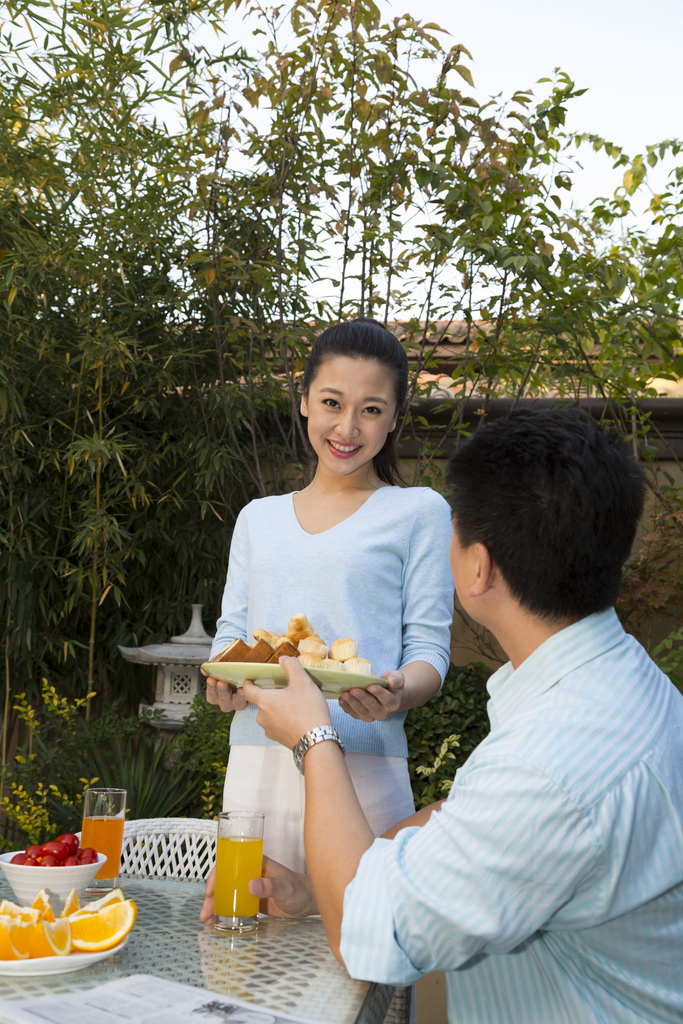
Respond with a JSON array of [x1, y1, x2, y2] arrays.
[[81, 787, 126, 891]]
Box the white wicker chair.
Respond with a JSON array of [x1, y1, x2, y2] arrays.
[[119, 817, 217, 880]]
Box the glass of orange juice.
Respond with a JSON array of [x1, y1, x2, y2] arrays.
[[213, 811, 264, 933], [81, 788, 126, 891]]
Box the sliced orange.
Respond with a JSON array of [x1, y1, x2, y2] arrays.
[[70, 899, 137, 952], [0, 900, 39, 923], [72, 888, 124, 916], [60, 888, 80, 918], [0, 917, 35, 960], [28, 919, 71, 958], [31, 889, 55, 923]]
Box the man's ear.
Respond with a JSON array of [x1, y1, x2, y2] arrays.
[[468, 543, 496, 597]]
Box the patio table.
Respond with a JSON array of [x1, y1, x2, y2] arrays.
[[0, 875, 405, 1024]]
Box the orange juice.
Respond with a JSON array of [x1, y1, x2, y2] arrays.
[[214, 837, 263, 918], [81, 816, 125, 879]]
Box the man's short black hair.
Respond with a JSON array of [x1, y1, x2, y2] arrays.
[[445, 408, 647, 621]]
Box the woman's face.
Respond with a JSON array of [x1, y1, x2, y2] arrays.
[[300, 356, 399, 479]]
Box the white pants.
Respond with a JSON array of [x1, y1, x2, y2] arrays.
[[223, 744, 415, 873]]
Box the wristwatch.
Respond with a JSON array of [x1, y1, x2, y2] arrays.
[[293, 726, 346, 775]]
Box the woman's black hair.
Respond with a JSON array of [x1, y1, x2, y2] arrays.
[[301, 318, 408, 486]]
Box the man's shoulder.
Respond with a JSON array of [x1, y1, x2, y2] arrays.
[[472, 643, 678, 811]]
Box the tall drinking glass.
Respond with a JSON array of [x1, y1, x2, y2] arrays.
[[213, 811, 264, 933], [81, 788, 126, 891]]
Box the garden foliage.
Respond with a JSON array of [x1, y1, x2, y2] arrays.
[[0, 0, 682, 811], [406, 662, 491, 809]]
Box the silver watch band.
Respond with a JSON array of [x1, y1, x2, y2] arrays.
[[293, 725, 346, 775]]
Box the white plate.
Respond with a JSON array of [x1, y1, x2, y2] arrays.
[[0, 936, 129, 976], [202, 661, 388, 699]]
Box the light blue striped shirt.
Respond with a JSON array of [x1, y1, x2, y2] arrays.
[[340, 609, 683, 1022], [211, 487, 454, 755]]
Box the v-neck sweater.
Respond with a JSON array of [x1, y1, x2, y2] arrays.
[[211, 486, 455, 755]]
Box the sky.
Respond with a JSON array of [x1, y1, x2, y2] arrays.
[[380, 0, 683, 214], [216, 0, 682, 220]]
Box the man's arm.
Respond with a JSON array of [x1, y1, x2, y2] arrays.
[[242, 658, 375, 960]]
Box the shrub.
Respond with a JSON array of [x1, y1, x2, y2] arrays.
[[0, 682, 202, 846], [406, 663, 492, 808], [175, 697, 234, 820]]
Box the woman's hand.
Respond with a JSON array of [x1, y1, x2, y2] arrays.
[[204, 672, 248, 713], [199, 857, 317, 923], [338, 669, 404, 722], [242, 656, 331, 749]]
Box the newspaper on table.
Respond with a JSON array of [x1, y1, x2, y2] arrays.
[[0, 974, 325, 1024]]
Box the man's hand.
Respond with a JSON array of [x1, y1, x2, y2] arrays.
[[204, 672, 248, 713], [338, 670, 404, 721], [199, 856, 317, 923], [242, 657, 331, 748], [249, 856, 317, 918]]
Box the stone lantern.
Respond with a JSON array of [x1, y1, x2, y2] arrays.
[[119, 604, 214, 730]]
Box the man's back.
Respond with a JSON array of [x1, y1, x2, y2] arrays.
[[341, 609, 683, 1023]]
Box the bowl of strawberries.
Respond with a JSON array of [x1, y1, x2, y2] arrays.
[[0, 834, 106, 915]]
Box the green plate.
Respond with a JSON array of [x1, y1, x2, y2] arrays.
[[201, 661, 387, 700]]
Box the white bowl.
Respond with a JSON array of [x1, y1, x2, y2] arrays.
[[0, 852, 107, 915]]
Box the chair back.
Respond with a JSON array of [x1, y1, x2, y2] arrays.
[[119, 817, 217, 880]]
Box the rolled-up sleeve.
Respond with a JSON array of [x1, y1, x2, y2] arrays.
[[340, 756, 597, 984], [400, 489, 454, 682]]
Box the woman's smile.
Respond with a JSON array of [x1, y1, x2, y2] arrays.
[[326, 438, 364, 459]]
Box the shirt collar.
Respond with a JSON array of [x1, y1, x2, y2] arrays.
[[486, 607, 626, 730]]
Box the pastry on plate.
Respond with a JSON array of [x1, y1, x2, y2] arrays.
[[343, 658, 373, 676], [286, 614, 319, 644], [213, 639, 252, 663], [243, 639, 275, 663], [298, 636, 328, 659], [298, 654, 324, 669], [329, 638, 357, 663], [321, 658, 344, 671], [267, 641, 299, 662], [253, 628, 280, 647]]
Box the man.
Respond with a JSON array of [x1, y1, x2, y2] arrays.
[[214, 409, 683, 1023]]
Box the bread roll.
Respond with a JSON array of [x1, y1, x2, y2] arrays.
[[329, 638, 357, 662], [253, 629, 280, 647], [286, 614, 319, 644]]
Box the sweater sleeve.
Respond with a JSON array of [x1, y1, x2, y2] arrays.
[[210, 507, 250, 659], [399, 488, 454, 682]]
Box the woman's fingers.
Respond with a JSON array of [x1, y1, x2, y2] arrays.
[[339, 683, 400, 721], [205, 676, 248, 712]]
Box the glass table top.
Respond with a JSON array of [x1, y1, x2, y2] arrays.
[[0, 875, 393, 1024]]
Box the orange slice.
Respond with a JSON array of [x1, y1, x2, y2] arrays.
[[70, 899, 137, 951], [31, 889, 55, 923], [0, 917, 35, 960], [28, 919, 71, 958], [72, 888, 124, 916], [60, 889, 80, 918], [0, 900, 39, 923]]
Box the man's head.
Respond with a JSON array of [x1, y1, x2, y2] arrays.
[[445, 408, 646, 623]]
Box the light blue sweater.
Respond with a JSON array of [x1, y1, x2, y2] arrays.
[[211, 486, 455, 756]]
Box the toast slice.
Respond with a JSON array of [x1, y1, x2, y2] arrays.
[[212, 638, 252, 663], [266, 641, 299, 662], [243, 639, 275, 663]]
